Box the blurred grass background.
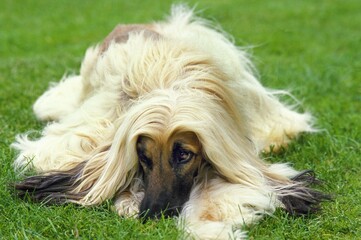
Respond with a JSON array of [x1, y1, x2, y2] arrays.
[[0, 0, 360, 239]]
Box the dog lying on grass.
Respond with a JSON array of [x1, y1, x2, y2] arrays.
[[12, 5, 329, 239]]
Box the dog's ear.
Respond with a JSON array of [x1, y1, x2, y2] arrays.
[[278, 170, 332, 215], [100, 24, 161, 53], [13, 162, 89, 204], [12, 147, 109, 205], [11, 135, 121, 204]]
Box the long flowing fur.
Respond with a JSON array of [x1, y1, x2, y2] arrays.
[[12, 5, 329, 239]]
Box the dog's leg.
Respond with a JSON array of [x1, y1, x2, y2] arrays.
[[113, 179, 144, 218], [13, 91, 119, 173], [12, 126, 87, 172], [12, 122, 114, 173], [239, 85, 315, 152], [180, 166, 329, 240], [257, 102, 314, 153], [180, 178, 277, 240], [33, 75, 85, 121]]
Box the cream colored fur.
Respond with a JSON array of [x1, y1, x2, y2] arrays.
[[12, 5, 316, 239]]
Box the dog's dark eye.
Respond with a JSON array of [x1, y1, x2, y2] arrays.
[[138, 153, 152, 167], [175, 149, 194, 164]]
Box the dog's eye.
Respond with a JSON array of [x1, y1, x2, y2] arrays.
[[139, 153, 152, 167], [175, 150, 194, 164]]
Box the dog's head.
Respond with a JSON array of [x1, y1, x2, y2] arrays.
[[124, 88, 252, 220], [137, 131, 202, 219]]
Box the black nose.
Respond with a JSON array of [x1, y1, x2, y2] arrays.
[[139, 198, 180, 222], [138, 209, 157, 222], [139, 208, 180, 222], [139, 196, 163, 220]]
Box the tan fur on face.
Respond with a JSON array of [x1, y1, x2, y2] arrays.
[[137, 132, 202, 218]]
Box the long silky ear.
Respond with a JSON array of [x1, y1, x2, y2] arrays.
[[13, 125, 139, 206], [99, 24, 160, 53], [13, 161, 89, 204], [277, 170, 332, 215], [12, 146, 109, 204]]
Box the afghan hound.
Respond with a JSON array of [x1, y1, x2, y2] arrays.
[[12, 5, 329, 239]]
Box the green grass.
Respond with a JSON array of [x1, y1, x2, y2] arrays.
[[1, 0, 360, 239]]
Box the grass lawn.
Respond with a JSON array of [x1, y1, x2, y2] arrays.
[[1, 0, 360, 239]]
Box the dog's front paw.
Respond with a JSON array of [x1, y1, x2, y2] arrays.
[[33, 75, 83, 121], [113, 191, 144, 218]]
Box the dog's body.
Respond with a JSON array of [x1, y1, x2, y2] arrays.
[[13, 6, 328, 239]]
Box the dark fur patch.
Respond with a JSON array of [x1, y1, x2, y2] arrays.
[[280, 170, 332, 215], [100, 24, 160, 53], [13, 162, 87, 204]]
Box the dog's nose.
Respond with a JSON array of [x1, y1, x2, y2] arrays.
[[139, 197, 165, 219], [139, 205, 162, 221], [139, 198, 179, 222], [139, 207, 179, 222]]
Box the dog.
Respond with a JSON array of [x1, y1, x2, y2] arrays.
[[12, 5, 329, 239]]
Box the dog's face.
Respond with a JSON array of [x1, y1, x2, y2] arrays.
[[136, 132, 202, 219]]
